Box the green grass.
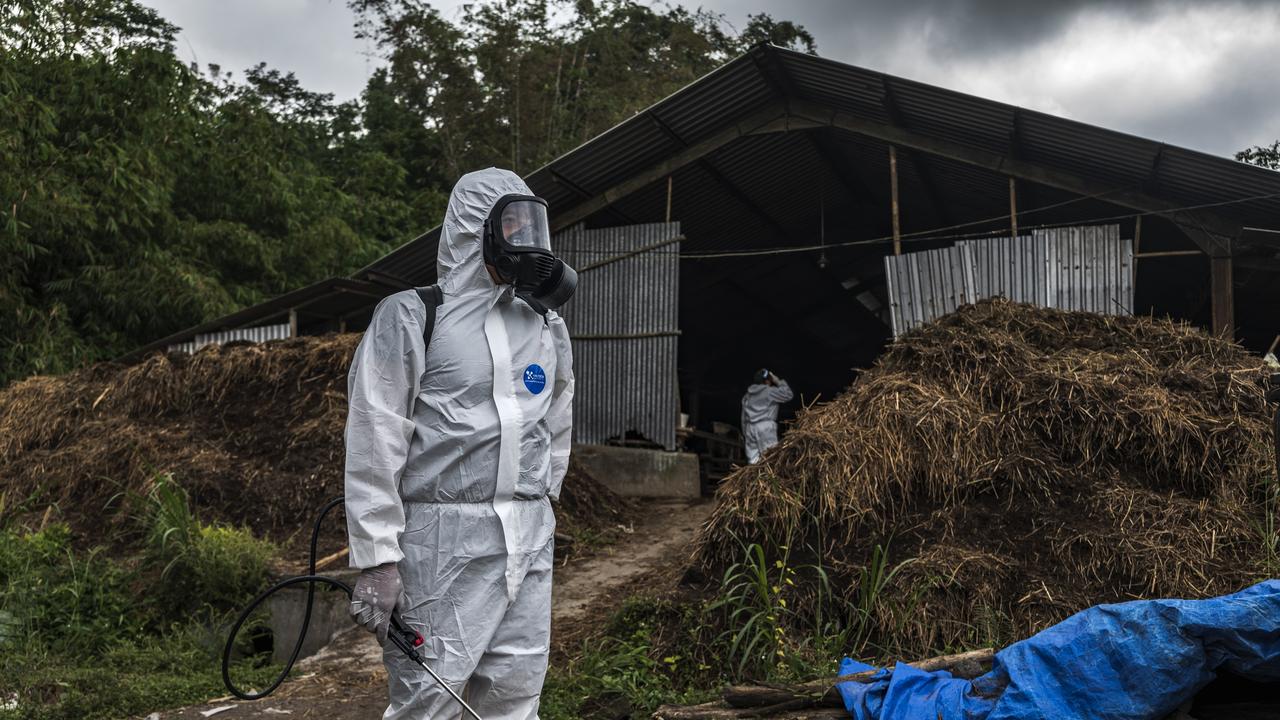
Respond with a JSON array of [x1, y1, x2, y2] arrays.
[[704, 538, 917, 683], [1258, 475, 1280, 577], [0, 628, 282, 720], [0, 524, 142, 655], [0, 474, 281, 719], [541, 597, 715, 720], [539, 537, 916, 720], [141, 474, 276, 621]]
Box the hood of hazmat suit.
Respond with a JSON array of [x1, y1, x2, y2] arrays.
[[344, 167, 574, 719], [741, 378, 793, 426]]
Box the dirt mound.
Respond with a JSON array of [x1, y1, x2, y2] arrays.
[[555, 458, 634, 539], [0, 334, 623, 549], [693, 299, 1278, 658]]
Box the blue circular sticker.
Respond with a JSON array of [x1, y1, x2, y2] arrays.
[[523, 364, 547, 394]]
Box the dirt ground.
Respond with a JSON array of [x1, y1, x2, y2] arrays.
[[150, 499, 711, 720]]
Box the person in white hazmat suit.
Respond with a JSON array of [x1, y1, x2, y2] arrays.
[[740, 369, 793, 464], [343, 168, 576, 719]]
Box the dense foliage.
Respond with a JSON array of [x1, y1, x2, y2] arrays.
[[0, 473, 280, 719], [1237, 141, 1280, 170], [0, 0, 814, 385]]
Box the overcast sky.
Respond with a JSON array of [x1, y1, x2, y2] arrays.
[[145, 0, 1280, 157]]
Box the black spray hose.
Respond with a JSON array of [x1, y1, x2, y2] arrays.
[[220, 497, 482, 718], [221, 495, 349, 700]]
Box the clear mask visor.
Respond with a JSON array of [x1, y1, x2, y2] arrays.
[[500, 200, 552, 251]]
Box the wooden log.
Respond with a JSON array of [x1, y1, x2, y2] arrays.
[[1134, 250, 1202, 259], [653, 703, 848, 720], [314, 546, 349, 570], [653, 701, 739, 719], [722, 648, 995, 710], [813, 647, 995, 688], [722, 686, 800, 709]]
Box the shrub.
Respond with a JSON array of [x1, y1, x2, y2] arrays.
[[0, 524, 141, 654], [142, 474, 275, 620]]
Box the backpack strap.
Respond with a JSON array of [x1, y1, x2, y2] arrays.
[[414, 285, 444, 349], [515, 290, 551, 321]]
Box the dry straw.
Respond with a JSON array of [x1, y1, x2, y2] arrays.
[[1, 333, 618, 545], [693, 299, 1276, 657]]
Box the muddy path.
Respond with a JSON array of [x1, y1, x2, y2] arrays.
[[153, 499, 712, 720]]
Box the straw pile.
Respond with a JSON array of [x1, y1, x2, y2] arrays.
[[0, 334, 621, 546], [693, 299, 1277, 657]]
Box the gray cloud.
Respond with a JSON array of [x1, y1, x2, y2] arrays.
[[728, 0, 1274, 59], [151, 0, 382, 101], [1123, 51, 1280, 158], [143, 0, 1280, 156], [720, 0, 1280, 155]]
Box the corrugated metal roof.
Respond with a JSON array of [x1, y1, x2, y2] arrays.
[[119, 277, 390, 361], [143, 43, 1280, 356], [357, 43, 1280, 288]]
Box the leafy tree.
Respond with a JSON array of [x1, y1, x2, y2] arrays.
[[1237, 141, 1280, 170], [739, 14, 817, 54], [0, 0, 400, 381], [351, 0, 816, 173], [0, 0, 813, 385]]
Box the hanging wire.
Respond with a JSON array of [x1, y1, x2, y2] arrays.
[[678, 189, 1280, 261]]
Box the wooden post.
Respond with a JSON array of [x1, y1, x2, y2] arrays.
[[1210, 251, 1234, 339], [338, 318, 347, 333], [665, 176, 673, 223], [1131, 215, 1142, 286], [889, 145, 901, 255], [288, 308, 298, 338], [1008, 177, 1018, 238]]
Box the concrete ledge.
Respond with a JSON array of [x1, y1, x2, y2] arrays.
[[572, 444, 701, 499], [267, 568, 358, 663]]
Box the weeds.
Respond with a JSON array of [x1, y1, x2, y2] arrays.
[[144, 472, 200, 576], [0, 474, 281, 719], [0, 627, 281, 720], [0, 524, 141, 654], [709, 541, 790, 679], [846, 542, 921, 657], [706, 536, 918, 683], [541, 598, 713, 720], [1256, 475, 1280, 577], [542, 538, 925, 719], [140, 473, 276, 620]]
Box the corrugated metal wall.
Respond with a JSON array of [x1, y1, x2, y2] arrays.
[[168, 323, 292, 354], [884, 245, 978, 336], [886, 224, 1131, 337], [555, 222, 682, 450], [959, 234, 1043, 304], [1037, 225, 1133, 315]]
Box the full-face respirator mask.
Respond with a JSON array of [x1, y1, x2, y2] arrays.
[[483, 194, 577, 311]]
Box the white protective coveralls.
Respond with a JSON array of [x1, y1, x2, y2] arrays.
[[740, 378, 793, 464], [344, 168, 574, 719]]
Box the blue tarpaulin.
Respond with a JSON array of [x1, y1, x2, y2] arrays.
[[837, 580, 1280, 720]]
